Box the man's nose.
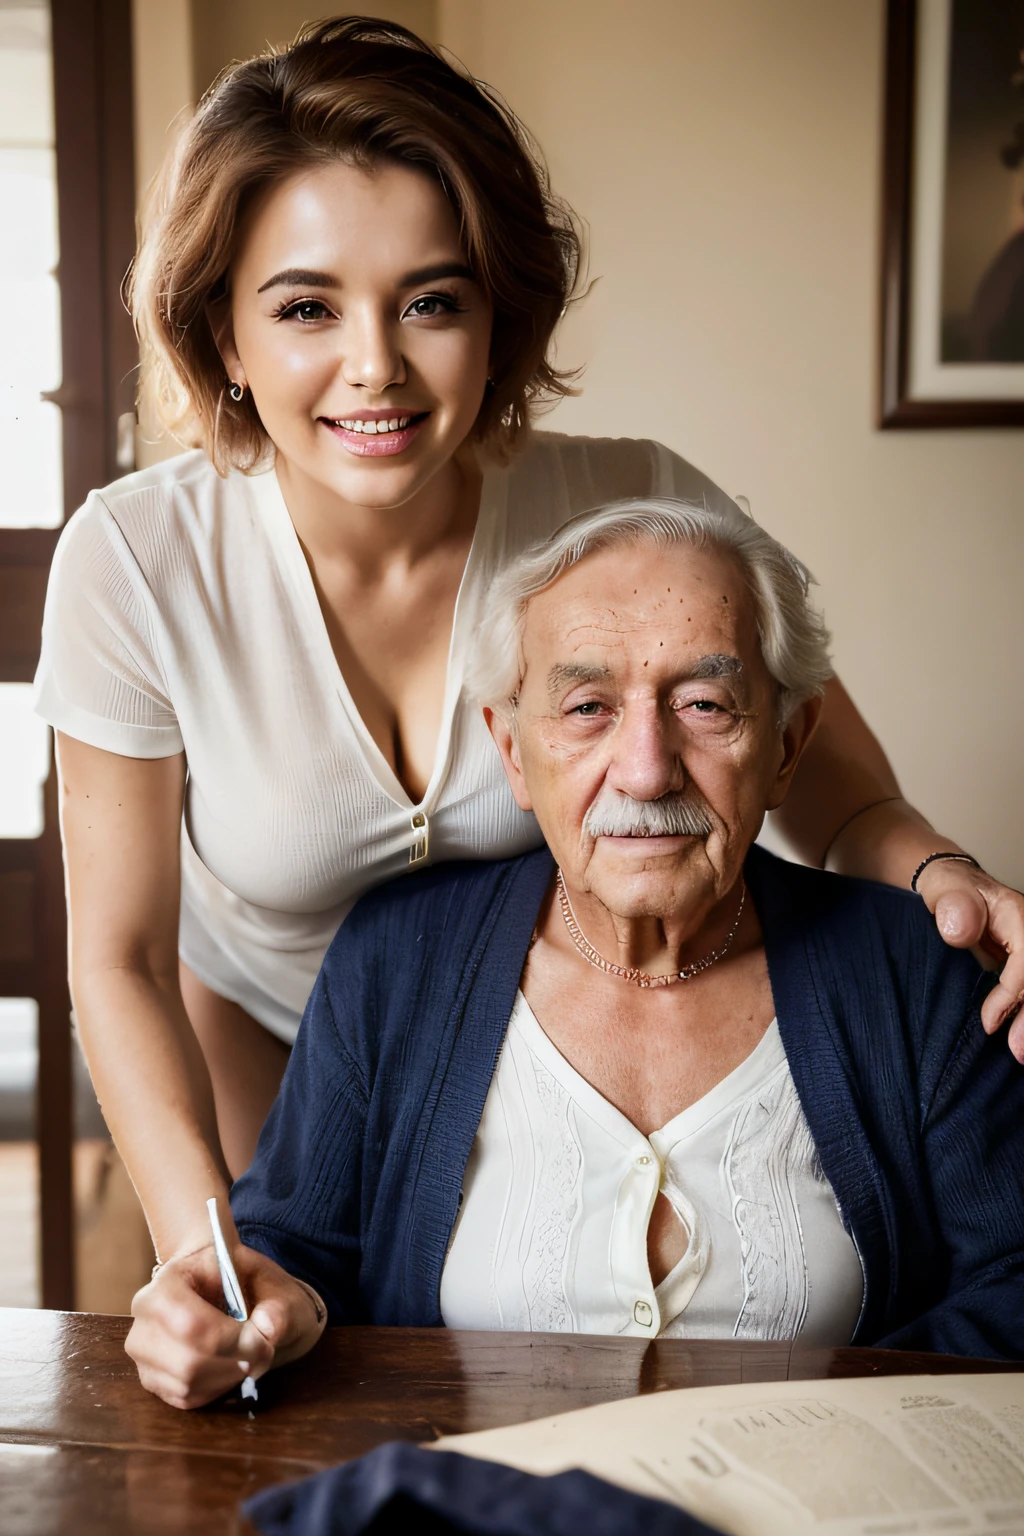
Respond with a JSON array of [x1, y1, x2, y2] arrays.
[[340, 309, 406, 392], [606, 701, 685, 800]]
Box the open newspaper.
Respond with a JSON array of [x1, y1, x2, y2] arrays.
[[436, 1372, 1024, 1535]]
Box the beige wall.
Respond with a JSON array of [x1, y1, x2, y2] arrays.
[[132, 0, 193, 207], [132, 1, 1024, 883], [189, 1, 437, 98], [438, 0, 1024, 886]]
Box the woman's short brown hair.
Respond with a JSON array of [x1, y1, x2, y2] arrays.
[[131, 15, 583, 471]]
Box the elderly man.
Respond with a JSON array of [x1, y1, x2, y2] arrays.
[[128, 498, 1024, 1407]]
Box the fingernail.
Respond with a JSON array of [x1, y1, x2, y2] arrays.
[[238, 1360, 250, 1372]]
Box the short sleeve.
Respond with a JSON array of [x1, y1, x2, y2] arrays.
[[33, 493, 184, 758]]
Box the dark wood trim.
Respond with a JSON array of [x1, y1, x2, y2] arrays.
[[35, 764, 75, 1311], [51, 1, 105, 508], [10, 0, 139, 1312], [0, 535, 60, 685], [877, 0, 1024, 429], [97, 0, 140, 449], [51, 0, 138, 506], [877, 0, 915, 427], [0, 530, 62, 565]]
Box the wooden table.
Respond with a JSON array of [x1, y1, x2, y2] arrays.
[[0, 1309, 1018, 1535]]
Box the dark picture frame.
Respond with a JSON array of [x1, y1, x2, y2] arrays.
[[879, 0, 1024, 427]]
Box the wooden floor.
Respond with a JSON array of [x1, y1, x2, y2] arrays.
[[0, 1140, 153, 1312]]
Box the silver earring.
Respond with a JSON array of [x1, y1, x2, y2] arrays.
[[228, 381, 245, 402]]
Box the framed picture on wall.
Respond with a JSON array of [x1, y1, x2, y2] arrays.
[[879, 0, 1024, 426]]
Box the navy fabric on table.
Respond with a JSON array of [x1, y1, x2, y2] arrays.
[[242, 1443, 726, 1536]]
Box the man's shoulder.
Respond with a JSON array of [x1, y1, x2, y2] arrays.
[[747, 847, 993, 1043], [312, 851, 554, 1079]]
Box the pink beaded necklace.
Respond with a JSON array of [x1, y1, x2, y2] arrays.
[[555, 869, 746, 988]]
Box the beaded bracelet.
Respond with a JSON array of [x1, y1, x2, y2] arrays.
[[910, 851, 982, 893]]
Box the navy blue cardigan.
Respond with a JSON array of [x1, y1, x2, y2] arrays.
[[232, 846, 1024, 1359]]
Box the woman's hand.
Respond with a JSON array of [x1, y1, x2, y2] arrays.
[[916, 860, 1024, 1062], [126, 1243, 327, 1410]]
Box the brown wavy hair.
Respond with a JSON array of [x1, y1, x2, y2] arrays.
[[130, 15, 584, 472]]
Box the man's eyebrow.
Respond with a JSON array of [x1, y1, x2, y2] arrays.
[[257, 268, 338, 293], [546, 662, 612, 695], [689, 653, 744, 679]]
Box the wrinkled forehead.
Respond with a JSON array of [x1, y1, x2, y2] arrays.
[[519, 540, 763, 682]]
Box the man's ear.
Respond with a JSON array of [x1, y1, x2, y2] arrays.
[[483, 704, 533, 813], [764, 694, 823, 812], [206, 297, 243, 384]]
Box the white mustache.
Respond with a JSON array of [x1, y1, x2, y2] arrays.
[[583, 788, 714, 839]]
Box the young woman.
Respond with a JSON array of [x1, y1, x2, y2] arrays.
[[34, 18, 1024, 1293]]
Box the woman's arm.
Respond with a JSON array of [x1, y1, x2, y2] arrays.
[[770, 679, 1024, 1060], [58, 733, 235, 1260], [130, 930, 362, 1408], [58, 733, 325, 1405]]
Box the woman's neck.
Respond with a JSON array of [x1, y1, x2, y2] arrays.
[[274, 448, 481, 579]]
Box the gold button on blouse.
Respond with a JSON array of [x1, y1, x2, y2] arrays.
[[409, 811, 429, 865]]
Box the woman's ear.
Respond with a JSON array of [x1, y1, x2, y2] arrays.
[[483, 705, 533, 813], [206, 296, 243, 384], [765, 694, 823, 812]]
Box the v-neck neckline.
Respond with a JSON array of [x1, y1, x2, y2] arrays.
[[249, 460, 506, 812], [511, 990, 782, 1151]]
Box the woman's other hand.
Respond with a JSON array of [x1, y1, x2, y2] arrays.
[[126, 1244, 326, 1409], [916, 860, 1024, 1062]]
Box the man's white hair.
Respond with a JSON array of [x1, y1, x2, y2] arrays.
[[466, 497, 833, 721]]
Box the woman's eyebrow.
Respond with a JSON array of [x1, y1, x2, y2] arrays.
[[256, 261, 475, 295], [400, 261, 474, 286], [257, 268, 337, 293]]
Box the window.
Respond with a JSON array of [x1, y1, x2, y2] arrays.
[[0, 1, 63, 529]]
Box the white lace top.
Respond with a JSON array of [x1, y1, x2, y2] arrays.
[[440, 993, 865, 1342]]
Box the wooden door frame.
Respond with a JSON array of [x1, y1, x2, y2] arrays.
[[0, 0, 136, 1309]]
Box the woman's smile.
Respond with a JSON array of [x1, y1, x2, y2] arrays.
[[319, 408, 431, 457]]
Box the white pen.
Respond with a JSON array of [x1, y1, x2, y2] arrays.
[[207, 1195, 259, 1403]]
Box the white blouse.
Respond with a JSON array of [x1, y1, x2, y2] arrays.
[[34, 432, 737, 1040], [440, 994, 864, 1343]]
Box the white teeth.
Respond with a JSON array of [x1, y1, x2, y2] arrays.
[[333, 415, 414, 433]]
